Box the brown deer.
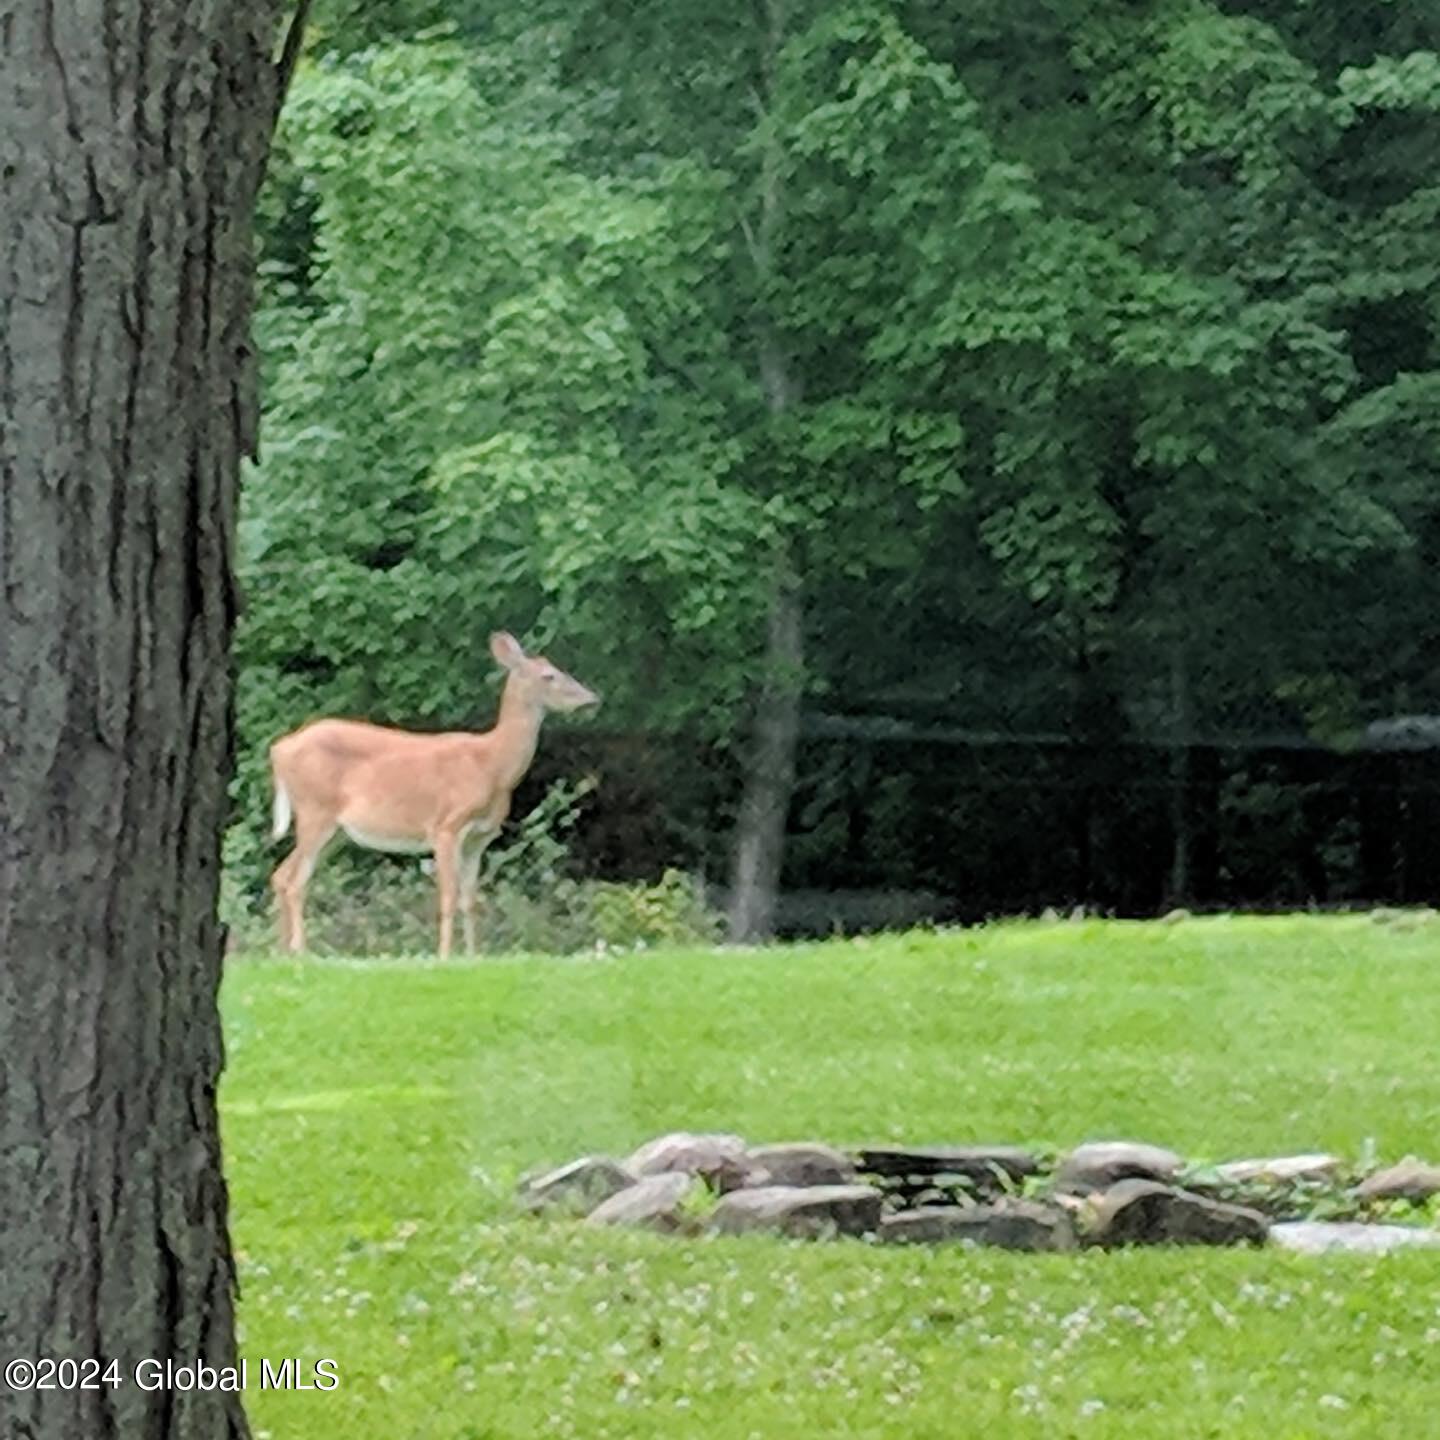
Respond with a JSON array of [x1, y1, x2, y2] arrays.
[[268, 631, 599, 956]]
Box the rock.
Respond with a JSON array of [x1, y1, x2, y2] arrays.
[[1055, 1141, 1183, 1194], [625, 1132, 752, 1190], [1087, 1180, 1268, 1248], [855, 1146, 1042, 1197], [518, 1155, 636, 1214], [879, 1207, 976, 1246], [1368, 906, 1439, 930], [584, 1173, 699, 1233], [1354, 1159, 1440, 1203], [881, 1200, 1075, 1252], [745, 1142, 856, 1188], [1272, 1221, 1440, 1255], [1215, 1153, 1343, 1186], [711, 1184, 882, 1240], [1270, 1221, 1440, 1255]]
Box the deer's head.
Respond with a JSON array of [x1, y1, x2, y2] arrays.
[[491, 631, 600, 713]]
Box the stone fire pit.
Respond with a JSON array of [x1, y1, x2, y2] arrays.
[[517, 1133, 1440, 1255]]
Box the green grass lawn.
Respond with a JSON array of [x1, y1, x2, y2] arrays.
[[221, 914, 1440, 1439]]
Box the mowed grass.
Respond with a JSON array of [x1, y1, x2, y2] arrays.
[[221, 914, 1440, 1439]]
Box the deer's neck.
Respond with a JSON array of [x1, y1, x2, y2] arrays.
[[487, 678, 545, 789]]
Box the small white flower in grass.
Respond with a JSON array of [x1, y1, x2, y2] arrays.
[[1079, 1400, 1106, 1417], [1012, 1383, 1044, 1415], [1319, 1394, 1349, 1411]]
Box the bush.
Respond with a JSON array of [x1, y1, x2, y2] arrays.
[[221, 777, 722, 956], [586, 868, 723, 950]]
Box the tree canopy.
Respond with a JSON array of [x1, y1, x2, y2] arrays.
[[238, 0, 1440, 926]]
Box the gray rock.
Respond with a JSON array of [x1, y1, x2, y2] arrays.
[[1056, 1141, 1183, 1194], [584, 1173, 698, 1233], [1354, 1159, 1440, 1203], [625, 1132, 752, 1190], [856, 1146, 1042, 1195], [1214, 1153, 1343, 1185], [711, 1184, 882, 1239], [518, 1155, 637, 1215], [1087, 1180, 1268, 1248], [1270, 1221, 1440, 1255], [745, 1142, 856, 1188], [880, 1200, 1075, 1252]]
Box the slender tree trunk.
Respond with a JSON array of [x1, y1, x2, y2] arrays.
[[1191, 744, 1220, 904], [0, 6, 284, 1438], [727, 559, 804, 942], [1166, 640, 1192, 907], [1069, 645, 1102, 906], [726, 327, 804, 944], [726, 0, 804, 943]]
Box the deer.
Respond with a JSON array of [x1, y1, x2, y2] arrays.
[[267, 631, 599, 957]]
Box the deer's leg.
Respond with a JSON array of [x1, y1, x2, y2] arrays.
[[271, 818, 337, 954], [459, 831, 496, 957], [432, 829, 462, 960]]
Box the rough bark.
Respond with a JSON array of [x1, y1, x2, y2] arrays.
[[0, 5, 284, 1438]]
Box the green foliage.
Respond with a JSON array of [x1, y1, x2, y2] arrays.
[[1338, 50, 1440, 112], [242, 2, 1440, 909], [225, 772, 722, 955], [586, 869, 724, 951]]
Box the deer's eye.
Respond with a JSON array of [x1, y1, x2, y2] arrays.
[[540, 669, 558, 681]]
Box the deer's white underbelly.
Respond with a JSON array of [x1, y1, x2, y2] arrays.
[[342, 825, 431, 855], [341, 819, 493, 854]]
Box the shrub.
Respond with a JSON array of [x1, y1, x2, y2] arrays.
[[585, 868, 723, 950], [221, 777, 722, 956]]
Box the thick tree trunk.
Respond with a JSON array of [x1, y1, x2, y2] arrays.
[[727, 560, 803, 942], [0, 6, 283, 1439]]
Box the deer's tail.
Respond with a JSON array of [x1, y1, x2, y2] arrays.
[[271, 768, 293, 841]]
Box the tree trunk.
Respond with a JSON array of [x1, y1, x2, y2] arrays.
[[1190, 744, 1220, 904], [725, 0, 804, 944], [727, 560, 803, 942], [0, 7, 284, 1438], [1166, 641, 1193, 907]]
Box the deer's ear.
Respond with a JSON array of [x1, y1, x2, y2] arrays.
[[490, 631, 527, 670]]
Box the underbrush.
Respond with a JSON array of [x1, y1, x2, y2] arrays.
[[221, 778, 721, 955]]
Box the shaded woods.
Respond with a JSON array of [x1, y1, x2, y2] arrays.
[[238, 1, 1440, 933]]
